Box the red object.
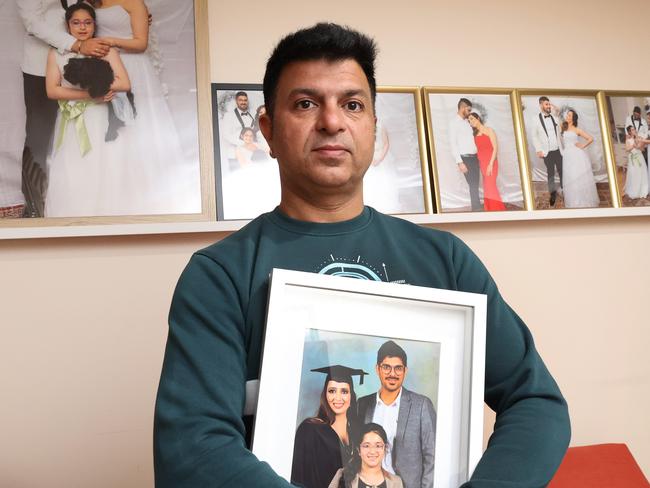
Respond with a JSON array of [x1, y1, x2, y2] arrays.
[[549, 443, 649, 488], [474, 134, 506, 211]]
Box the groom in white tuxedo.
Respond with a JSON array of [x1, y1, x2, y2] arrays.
[[531, 96, 563, 206], [17, 0, 110, 216]]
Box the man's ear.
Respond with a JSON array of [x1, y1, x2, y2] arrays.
[[259, 112, 274, 157]]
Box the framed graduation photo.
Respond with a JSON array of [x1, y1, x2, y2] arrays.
[[252, 269, 487, 488], [211, 83, 280, 220], [0, 0, 214, 234], [423, 88, 528, 213]]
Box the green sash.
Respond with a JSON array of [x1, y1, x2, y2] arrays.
[[55, 100, 93, 157]]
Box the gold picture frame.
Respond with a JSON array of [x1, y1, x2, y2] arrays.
[[370, 86, 433, 215], [422, 87, 530, 214], [517, 89, 618, 210], [599, 90, 650, 208], [0, 0, 215, 232]]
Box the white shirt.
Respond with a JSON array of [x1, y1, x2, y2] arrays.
[[540, 112, 560, 151], [19, 0, 76, 76], [371, 388, 402, 475], [448, 114, 477, 163], [220, 108, 256, 159], [624, 115, 648, 134]]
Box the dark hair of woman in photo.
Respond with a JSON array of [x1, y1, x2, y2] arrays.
[[291, 365, 366, 488], [329, 423, 404, 488], [561, 109, 579, 133]]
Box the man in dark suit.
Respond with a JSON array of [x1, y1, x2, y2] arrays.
[[358, 341, 436, 488]]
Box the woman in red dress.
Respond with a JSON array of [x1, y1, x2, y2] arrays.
[[468, 112, 506, 211]]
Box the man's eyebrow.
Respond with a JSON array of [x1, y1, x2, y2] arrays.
[[287, 88, 370, 99]]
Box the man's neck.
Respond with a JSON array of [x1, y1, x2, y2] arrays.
[[278, 190, 365, 223], [379, 387, 401, 405]]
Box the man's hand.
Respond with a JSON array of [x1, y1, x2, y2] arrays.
[[80, 38, 111, 58], [536, 150, 544, 158], [458, 162, 468, 174]]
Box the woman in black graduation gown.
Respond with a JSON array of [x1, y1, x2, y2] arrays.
[[291, 365, 367, 488]]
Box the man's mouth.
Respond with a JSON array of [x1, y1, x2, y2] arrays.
[[313, 144, 349, 157]]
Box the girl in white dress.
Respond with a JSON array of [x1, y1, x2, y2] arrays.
[[89, 0, 201, 214], [560, 110, 600, 208], [44, 3, 130, 217], [623, 126, 649, 199]]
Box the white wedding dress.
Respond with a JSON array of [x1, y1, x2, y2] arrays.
[[45, 52, 114, 217], [624, 138, 649, 199], [561, 130, 600, 208], [95, 5, 200, 215]]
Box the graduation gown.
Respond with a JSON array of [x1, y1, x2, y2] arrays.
[[291, 419, 353, 488]]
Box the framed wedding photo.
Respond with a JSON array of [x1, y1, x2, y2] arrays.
[[0, 0, 215, 234], [211, 83, 279, 220], [366, 87, 432, 215], [601, 91, 650, 207], [423, 88, 528, 214], [518, 89, 616, 210], [252, 269, 487, 488]]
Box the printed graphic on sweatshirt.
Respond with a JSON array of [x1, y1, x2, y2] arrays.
[[315, 254, 407, 284]]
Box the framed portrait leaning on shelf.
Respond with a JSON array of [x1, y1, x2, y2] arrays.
[[518, 90, 616, 210], [601, 91, 650, 207], [423, 88, 528, 213], [252, 269, 486, 488], [211, 83, 279, 221], [211, 85, 432, 220], [0, 0, 214, 231], [365, 87, 432, 215]]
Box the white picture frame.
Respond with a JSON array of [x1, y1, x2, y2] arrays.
[[252, 268, 486, 488]]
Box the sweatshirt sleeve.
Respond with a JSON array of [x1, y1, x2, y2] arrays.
[[153, 253, 294, 487], [448, 236, 571, 488]]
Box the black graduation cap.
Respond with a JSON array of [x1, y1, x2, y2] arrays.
[[311, 364, 369, 385]]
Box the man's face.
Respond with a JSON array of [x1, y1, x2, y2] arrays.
[[259, 59, 376, 200], [633, 111, 641, 121], [376, 356, 407, 393], [540, 100, 552, 114], [236, 95, 249, 112], [459, 103, 472, 119]]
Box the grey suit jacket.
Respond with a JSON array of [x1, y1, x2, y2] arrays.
[[357, 388, 436, 488]]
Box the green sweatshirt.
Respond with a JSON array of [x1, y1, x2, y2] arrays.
[[154, 207, 570, 487]]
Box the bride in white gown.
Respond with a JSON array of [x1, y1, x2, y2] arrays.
[[560, 110, 600, 208], [91, 0, 200, 215]]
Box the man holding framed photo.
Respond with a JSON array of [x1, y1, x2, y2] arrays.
[[358, 340, 436, 488], [154, 23, 570, 488]]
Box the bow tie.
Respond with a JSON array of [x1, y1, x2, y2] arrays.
[[544, 115, 552, 118], [241, 111, 251, 117]]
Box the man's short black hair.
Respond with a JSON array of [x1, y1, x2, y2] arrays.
[[539, 96, 550, 104], [376, 340, 407, 367], [458, 98, 472, 110], [633, 106, 641, 114], [235, 91, 248, 99], [262, 22, 378, 118]]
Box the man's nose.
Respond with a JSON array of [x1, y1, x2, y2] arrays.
[[316, 102, 345, 134]]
